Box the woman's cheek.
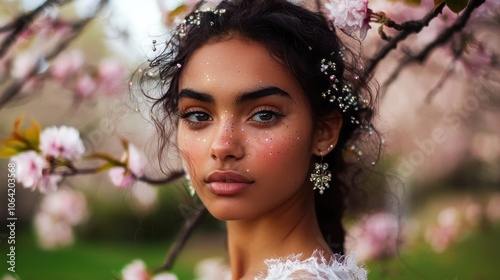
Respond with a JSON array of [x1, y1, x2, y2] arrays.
[[247, 133, 301, 169], [178, 132, 209, 171]]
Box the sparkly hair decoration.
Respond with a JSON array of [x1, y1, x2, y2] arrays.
[[177, 8, 227, 38], [319, 51, 366, 126]]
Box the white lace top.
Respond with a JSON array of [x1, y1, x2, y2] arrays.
[[256, 250, 367, 280], [195, 250, 367, 280]]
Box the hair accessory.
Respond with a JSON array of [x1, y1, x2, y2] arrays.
[[310, 152, 332, 195], [177, 8, 226, 38], [319, 52, 365, 125]]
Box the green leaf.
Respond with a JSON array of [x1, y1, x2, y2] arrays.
[[0, 146, 21, 158], [23, 118, 41, 149], [2, 114, 41, 153], [86, 152, 124, 167], [96, 162, 118, 172], [446, 0, 468, 13], [434, 0, 446, 9], [3, 138, 28, 149], [404, 0, 421, 5]]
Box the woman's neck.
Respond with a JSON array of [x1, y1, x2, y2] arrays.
[[226, 190, 332, 280]]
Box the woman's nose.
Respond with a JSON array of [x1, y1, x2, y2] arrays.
[[209, 119, 244, 161]]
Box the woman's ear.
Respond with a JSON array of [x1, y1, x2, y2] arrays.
[[312, 111, 342, 156]]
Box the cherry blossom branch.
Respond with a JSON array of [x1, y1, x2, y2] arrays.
[[0, 0, 109, 110], [57, 165, 186, 185], [380, 0, 485, 95], [366, 2, 446, 75], [157, 206, 208, 272], [135, 170, 186, 185], [425, 62, 456, 103], [0, 0, 64, 58]]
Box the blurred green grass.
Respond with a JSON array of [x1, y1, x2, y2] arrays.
[[366, 224, 500, 279], [5, 224, 500, 280]]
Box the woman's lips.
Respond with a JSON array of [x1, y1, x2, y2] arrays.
[[206, 171, 254, 195]]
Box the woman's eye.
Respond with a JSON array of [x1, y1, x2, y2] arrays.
[[251, 111, 281, 123], [181, 112, 212, 123]]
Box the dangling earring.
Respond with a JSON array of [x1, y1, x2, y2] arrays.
[[183, 164, 196, 197], [186, 175, 196, 197], [310, 151, 332, 195]]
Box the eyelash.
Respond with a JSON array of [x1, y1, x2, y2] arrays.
[[178, 110, 212, 127], [249, 107, 284, 126]]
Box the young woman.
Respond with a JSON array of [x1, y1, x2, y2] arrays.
[[143, 0, 378, 278]]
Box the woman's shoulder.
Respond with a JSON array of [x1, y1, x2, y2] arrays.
[[256, 250, 367, 280]]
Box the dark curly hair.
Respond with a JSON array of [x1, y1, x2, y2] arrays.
[[139, 0, 379, 255]]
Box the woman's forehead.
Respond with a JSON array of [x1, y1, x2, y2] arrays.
[[178, 38, 304, 100]]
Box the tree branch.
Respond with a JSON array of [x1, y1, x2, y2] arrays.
[[58, 165, 186, 186], [380, 0, 485, 95], [366, 2, 446, 75], [157, 207, 208, 272], [425, 61, 456, 103], [136, 170, 186, 185], [0, 0, 63, 58], [0, 0, 109, 110]]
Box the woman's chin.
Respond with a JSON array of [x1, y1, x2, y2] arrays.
[[205, 201, 259, 221]]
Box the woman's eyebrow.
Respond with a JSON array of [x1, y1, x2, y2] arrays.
[[178, 89, 215, 104], [178, 86, 291, 105], [236, 87, 291, 104]]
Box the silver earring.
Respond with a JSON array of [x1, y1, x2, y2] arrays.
[[186, 176, 195, 197], [310, 152, 332, 195], [183, 164, 196, 197]]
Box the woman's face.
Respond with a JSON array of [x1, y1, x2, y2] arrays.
[[177, 37, 318, 220]]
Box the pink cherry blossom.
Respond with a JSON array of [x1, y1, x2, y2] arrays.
[[109, 167, 135, 188], [456, 42, 494, 76], [122, 260, 150, 280], [470, 0, 500, 21], [34, 212, 74, 249], [97, 58, 126, 96], [151, 273, 178, 280], [40, 126, 85, 160], [50, 49, 85, 82], [347, 212, 399, 261], [37, 174, 63, 193], [108, 143, 146, 188], [10, 52, 40, 79], [10, 151, 60, 192], [121, 259, 178, 280], [10, 151, 47, 190], [424, 207, 460, 252], [40, 188, 88, 225], [75, 74, 98, 98], [131, 182, 159, 212], [324, 0, 372, 40], [195, 258, 231, 280]]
